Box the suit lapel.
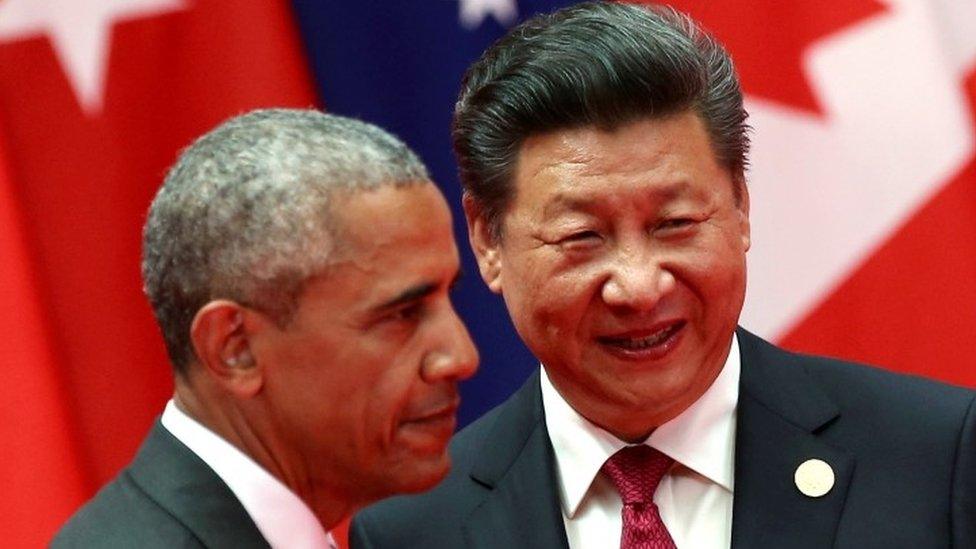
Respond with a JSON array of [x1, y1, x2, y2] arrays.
[[127, 421, 270, 548], [731, 329, 853, 548], [463, 371, 570, 549]]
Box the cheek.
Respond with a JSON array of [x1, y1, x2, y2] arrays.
[[671, 243, 747, 325], [504, 247, 613, 339], [367, 355, 425, 429], [680, 224, 747, 278], [699, 245, 747, 297], [312, 346, 406, 442], [526, 270, 606, 343]]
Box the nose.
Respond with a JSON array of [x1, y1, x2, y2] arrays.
[[421, 306, 479, 383], [601, 244, 675, 312]]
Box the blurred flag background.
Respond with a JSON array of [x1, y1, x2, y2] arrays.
[[1, 0, 973, 546]]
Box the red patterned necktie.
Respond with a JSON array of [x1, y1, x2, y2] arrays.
[[602, 445, 677, 549]]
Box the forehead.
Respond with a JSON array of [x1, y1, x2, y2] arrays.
[[335, 183, 452, 245], [303, 184, 458, 304], [512, 112, 727, 213]]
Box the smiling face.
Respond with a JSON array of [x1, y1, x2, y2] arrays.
[[248, 183, 478, 502], [468, 111, 750, 441]]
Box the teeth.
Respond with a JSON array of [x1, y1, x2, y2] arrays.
[[605, 324, 678, 349]]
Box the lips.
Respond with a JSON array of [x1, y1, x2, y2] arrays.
[[407, 404, 457, 424], [402, 396, 460, 427], [399, 399, 459, 452], [597, 320, 686, 360]]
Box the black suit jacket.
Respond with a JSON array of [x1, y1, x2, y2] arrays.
[[52, 421, 270, 548], [351, 329, 976, 548]]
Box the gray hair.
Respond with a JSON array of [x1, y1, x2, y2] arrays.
[[453, 1, 750, 239], [142, 108, 430, 373]]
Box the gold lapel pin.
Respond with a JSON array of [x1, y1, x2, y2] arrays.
[[794, 458, 834, 498]]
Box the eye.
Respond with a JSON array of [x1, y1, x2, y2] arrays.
[[656, 217, 698, 233], [560, 230, 602, 245], [386, 303, 424, 324]]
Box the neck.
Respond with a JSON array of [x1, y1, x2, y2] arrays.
[[173, 381, 357, 531]]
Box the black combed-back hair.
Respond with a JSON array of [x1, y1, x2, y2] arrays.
[[453, 1, 749, 238]]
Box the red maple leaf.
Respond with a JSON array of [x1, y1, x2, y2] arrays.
[[634, 0, 887, 114]]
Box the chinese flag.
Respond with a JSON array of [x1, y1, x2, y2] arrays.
[[0, 0, 317, 543]]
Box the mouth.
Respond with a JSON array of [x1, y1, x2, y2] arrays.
[[408, 403, 458, 423], [399, 400, 459, 452], [596, 320, 686, 360], [401, 398, 460, 430]]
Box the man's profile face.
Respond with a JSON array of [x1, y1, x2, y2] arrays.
[[250, 183, 478, 501], [472, 111, 749, 441]]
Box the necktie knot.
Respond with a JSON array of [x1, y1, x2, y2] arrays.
[[602, 445, 673, 505], [603, 445, 677, 548]]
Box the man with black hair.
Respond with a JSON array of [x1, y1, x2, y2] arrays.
[[352, 3, 976, 547]]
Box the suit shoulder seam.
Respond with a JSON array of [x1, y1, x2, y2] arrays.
[[121, 469, 206, 546]]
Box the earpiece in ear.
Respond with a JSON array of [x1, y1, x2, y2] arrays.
[[225, 350, 254, 368]]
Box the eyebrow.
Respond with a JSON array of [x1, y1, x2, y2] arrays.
[[542, 181, 690, 220], [371, 271, 463, 312]]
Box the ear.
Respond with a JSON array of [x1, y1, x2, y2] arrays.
[[463, 194, 504, 294], [190, 300, 264, 398], [736, 179, 751, 252]]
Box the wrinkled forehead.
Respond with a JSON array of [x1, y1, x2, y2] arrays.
[[539, 179, 694, 218], [510, 113, 729, 211]]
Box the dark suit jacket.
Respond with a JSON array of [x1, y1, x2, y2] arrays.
[[351, 329, 976, 548], [52, 421, 270, 548]]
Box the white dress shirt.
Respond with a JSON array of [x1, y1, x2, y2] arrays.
[[161, 400, 337, 549], [541, 334, 740, 549]]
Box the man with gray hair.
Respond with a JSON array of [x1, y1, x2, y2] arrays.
[[352, 2, 975, 547], [54, 108, 478, 548]]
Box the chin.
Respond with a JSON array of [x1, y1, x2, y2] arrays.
[[390, 453, 452, 495]]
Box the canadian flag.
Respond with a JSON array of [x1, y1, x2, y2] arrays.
[[662, 0, 976, 386], [0, 0, 317, 544]]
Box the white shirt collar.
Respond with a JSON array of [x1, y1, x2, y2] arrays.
[[542, 333, 740, 518], [161, 400, 337, 549]]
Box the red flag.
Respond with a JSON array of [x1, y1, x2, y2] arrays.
[[662, 0, 976, 386], [0, 0, 318, 541], [0, 121, 88, 547]]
